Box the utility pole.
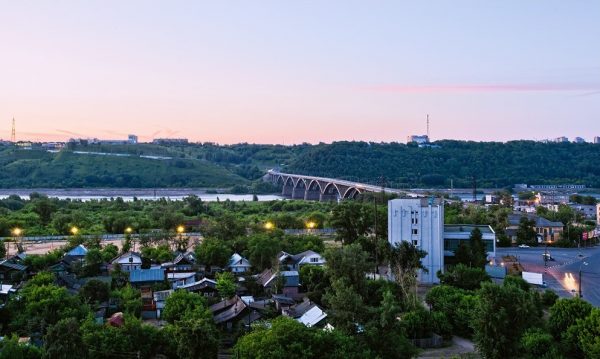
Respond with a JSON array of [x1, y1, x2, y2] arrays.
[[10, 118, 16, 143]]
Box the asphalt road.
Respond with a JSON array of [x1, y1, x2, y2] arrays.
[[497, 246, 600, 307]]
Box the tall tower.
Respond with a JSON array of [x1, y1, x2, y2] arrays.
[[10, 118, 16, 142], [426, 114, 430, 139]]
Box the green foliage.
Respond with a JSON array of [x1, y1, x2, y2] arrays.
[[503, 275, 531, 292], [170, 316, 219, 359], [300, 265, 329, 305], [79, 279, 110, 305], [0, 335, 43, 359], [471, 282, 542, 359], [330, 201, 372, 245], [323, 278, 365, 335], [324, 244, 371, 297], [234, 316, 371, 359], [194, 237, 231, 269], [110, 285, 142, 317], [161, 290, 210, 324], [216, 271, 237, 299], [517, 217, 537, 246], [44, 317, 86, 359], [572, 308, 600, 359], [438, 264, 490, 290], [520, 328, 561, 359], [245, 233, 282, 271], [548, 298, 593, 340], [425, 285, 477, 337], [454, 228, 488, 269], [541, 289, 559, 307]]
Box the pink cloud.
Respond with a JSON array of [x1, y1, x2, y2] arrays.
[[362, 83, 600, 93]]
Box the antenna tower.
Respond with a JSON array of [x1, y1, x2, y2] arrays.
[[10, 118, 16, 142], [426, 114, 430, 140]]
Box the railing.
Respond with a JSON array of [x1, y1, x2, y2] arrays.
[[283, 228, 336, 235]]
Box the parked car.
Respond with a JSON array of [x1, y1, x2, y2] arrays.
[[518, 244, 530, 248]]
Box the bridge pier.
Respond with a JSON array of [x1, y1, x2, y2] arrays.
[[292, 188, 306, 199], [282, 183, 293, 197], [304, 189, 321, 201]]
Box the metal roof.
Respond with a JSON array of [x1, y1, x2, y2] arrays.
[[129, 268, 165, 283]]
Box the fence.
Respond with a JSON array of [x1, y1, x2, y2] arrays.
[[0, 232, 202, 242]]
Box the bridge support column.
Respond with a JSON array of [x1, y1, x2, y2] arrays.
[[292, 187, 306, 199], [282, 184, 293, 197], [304, 189, 320, 201], [320, 193, 339, 202]]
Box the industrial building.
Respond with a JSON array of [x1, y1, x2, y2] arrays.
[[388, 198, 496, 284]]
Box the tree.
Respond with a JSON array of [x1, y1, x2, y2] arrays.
[[520, 328, 560, 359], [171, 316, 219, 359], [572, 308, 600, 358], [547, 297, 593, 340], [245, 233, 282, 271], [79, 279, 110, 305], [82, 248, 104, 277], [516, 217, 537, 246], [44, 317, 86, 359], [299, 265, 329, 304], [323, 278, 365, 335], [161, 290, 209, 324], [194, 237, 231, 269], [0, 335, 43, 359], [437, 264, 490, 290], [471, 282, 541, 359], [111, 285, 142, 317], [324, 243, 371, 296], [216, 271, 237, 299], [330, 201, 372, 245], [389, 241, 427, 307]]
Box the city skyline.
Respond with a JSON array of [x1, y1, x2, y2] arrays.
[[1, 1, 600, 144]]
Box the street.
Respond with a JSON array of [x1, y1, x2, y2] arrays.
[[497, 246, 600, 307]]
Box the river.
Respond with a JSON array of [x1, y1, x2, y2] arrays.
[[0, 188, 282, 202]]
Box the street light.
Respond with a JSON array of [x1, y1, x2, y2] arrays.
[[12, 228, 22, 237], [579, 261, 589, 298], [176, 225, 185, 234], [306, 221, 316, 230], [125, 227, 133, 234], [264, 222, 274, 230], [70, 226, 79, 235]]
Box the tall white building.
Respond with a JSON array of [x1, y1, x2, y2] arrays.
[[597, 204, 600, 226], [388, 198, 444, 283], [594, 136, 600, 144]]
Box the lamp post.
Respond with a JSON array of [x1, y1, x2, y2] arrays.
[[176, 225, 185, 252], [11, 228, 22, 257], [579, 261, 588, 298], [264, 222, 274, 231]]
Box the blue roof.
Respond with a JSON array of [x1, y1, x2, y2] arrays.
[[129, 268, 165, 283], [281, 271, 300, 287], [67, 245, 88, 257]]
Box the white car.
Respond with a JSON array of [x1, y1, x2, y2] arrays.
[[518, 244, 530, 248]]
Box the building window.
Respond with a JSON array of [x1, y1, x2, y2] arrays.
[[412, 240, 418, 246], [310, 257, 319, 263], [412, 229, 418, 235]]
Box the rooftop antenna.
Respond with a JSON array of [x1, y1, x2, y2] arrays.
[[10, 117, 16, 142]]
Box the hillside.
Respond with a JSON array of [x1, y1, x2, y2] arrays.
[[0, 147, 248, 188], [1, 140, 600, 189], [285, 140, 600, 189]]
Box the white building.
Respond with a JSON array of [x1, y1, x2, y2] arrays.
[[388, 198, 444, 284], [573, 137, 586, 144], [228, 253, 252, 273], [111, 252, 142, 272], [128, 134, 138, 144], [594, 136, 600, 144], [597, 204, 600, 226], [407, 135, 429, 145]]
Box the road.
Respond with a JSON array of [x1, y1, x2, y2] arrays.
[[497, 246, 600, 307]]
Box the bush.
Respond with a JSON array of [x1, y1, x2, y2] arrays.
[[541, 290, 559, 307]]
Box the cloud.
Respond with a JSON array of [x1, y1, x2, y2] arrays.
[[361, 83, 600, 93]]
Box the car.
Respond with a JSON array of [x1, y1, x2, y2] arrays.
[[518, 244, 530, 248]]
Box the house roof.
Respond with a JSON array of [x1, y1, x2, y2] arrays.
[[129, 268, 165, 283], [112, 252, 142, 265], [228, 253, 251, 268], [178, 278, 217, 291], [272, 294, 296, 306], [0, 260, 27, 271], [278, 250, 324, 266], [508, 213, 563, 228], [166, 272, 196, 280], [296, 304, 327, 327], [66, 245, 88, 257], [213, 296, 248, 324]]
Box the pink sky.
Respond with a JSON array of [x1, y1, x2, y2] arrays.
[[1, 2, 599, 144]]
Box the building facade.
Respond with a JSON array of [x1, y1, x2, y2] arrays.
[[597, 204, 600, 226], [388, 198, 444, 284], [406, 135, 429, 144]]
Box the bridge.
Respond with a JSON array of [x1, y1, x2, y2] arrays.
[[265, 170, 421, 201]]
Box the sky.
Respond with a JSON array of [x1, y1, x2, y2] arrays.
[[1, 1, 599, 144]]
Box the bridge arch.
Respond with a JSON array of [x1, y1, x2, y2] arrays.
[[342, 187, 362, 199], [321, 182, 342, 201], [281, 176, 295, 197], [292, 178, 307, 199]]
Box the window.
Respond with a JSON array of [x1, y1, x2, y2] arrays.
[[310, 257, 319, 263], [412, 240, 418, 246], [412, 229, 418, 235]]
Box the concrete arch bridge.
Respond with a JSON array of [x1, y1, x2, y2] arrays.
[[265, 170, 420, 201]]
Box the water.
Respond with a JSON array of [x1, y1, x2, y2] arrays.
[[0, 188, 282, 202]]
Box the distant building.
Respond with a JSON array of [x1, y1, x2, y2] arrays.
[[597, 204, 600, 226], [128, 134, 138, 144], [553, 136, 569, 143], [573, 137, 586, 144], [535, 192, 570, 205], [406, 135, 429, 145], [388, 198, 444, 284], [153, 138, 189, 145], [443, 225, 496, 261], [506, 213, 563, 243], [570, 204, 597, 219], [595, 136, 600, 144]]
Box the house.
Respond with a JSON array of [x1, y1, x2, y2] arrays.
[[57, 245, 89, 271], [507, 213, 564, 243], [0, 284, 16, 303], [283, 298, 328, 328], [162, 252, 196, 271], [443, 225, 496, 262], [166, 272, 196, 289], [153, 289, 174, 318], [129, 267, 165, 286], [257, 269, 300, 298], [277, 250, 326, 271], [210, 295, 262, 330], [0, 260, 27, 283], [178, 278, 218, 297], [228, 253, 252, 273], [112, 252, 143, 272]]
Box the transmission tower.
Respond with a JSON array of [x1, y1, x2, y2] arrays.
[[10, 118, 16, 142]]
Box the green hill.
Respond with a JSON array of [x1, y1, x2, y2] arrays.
[[0, 148, 248, 188]]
